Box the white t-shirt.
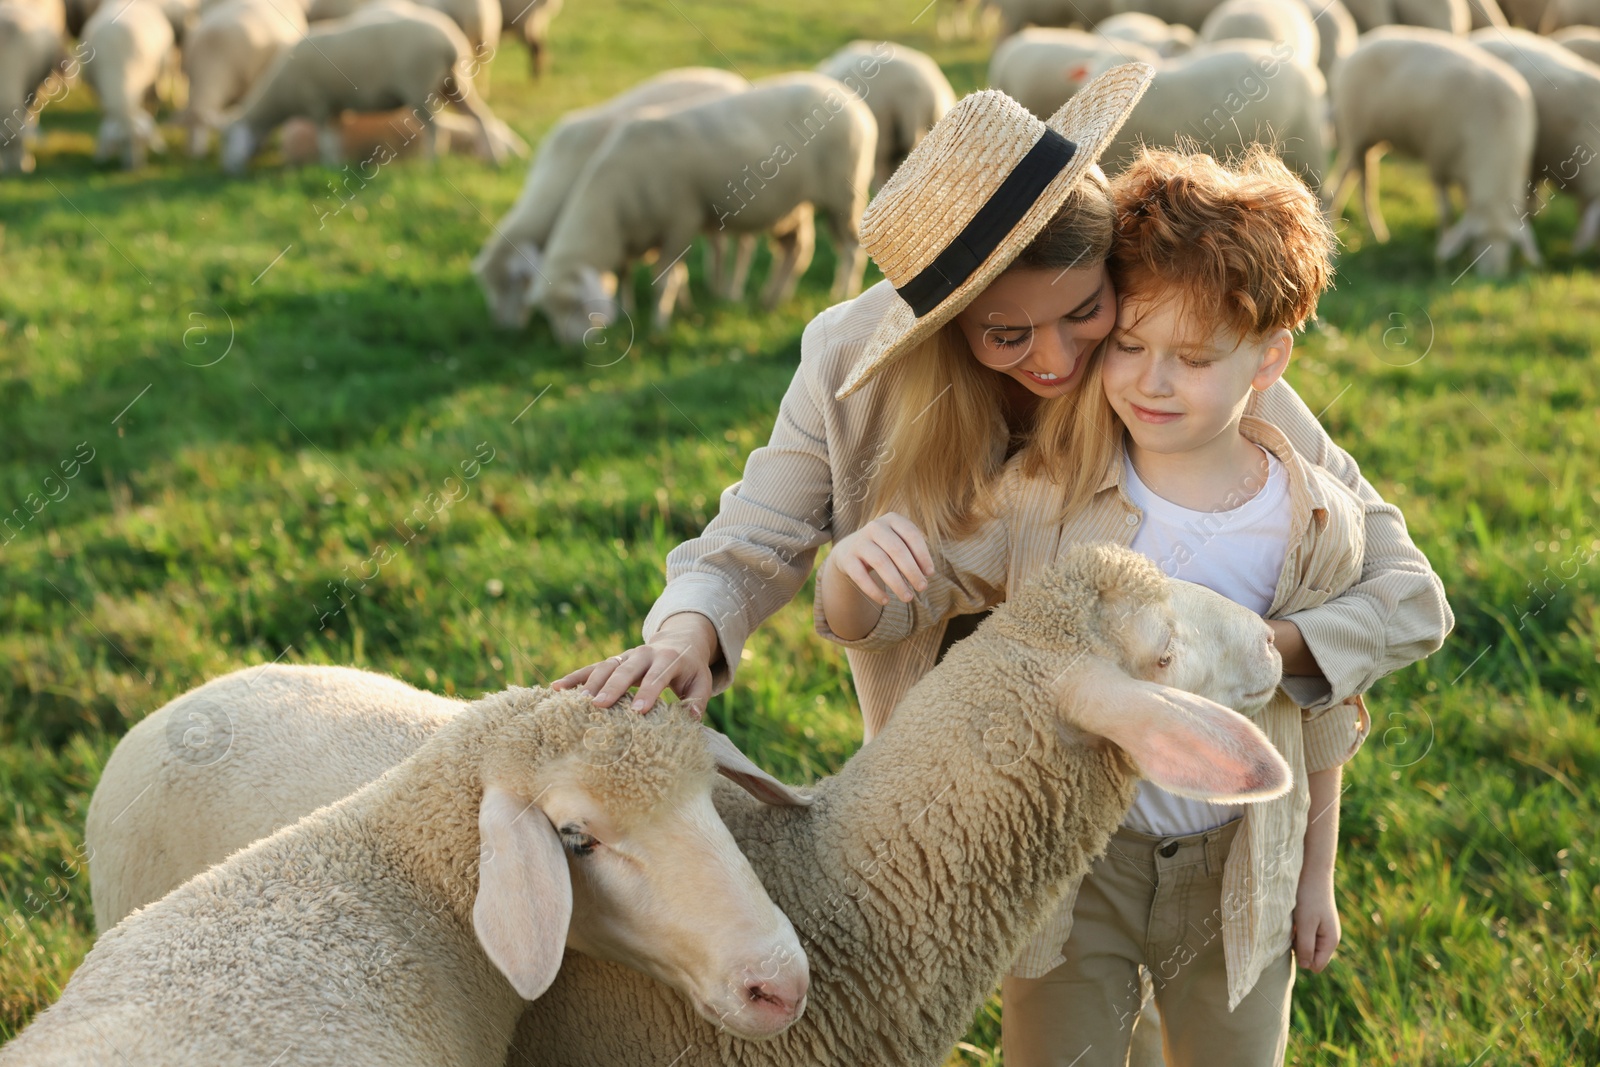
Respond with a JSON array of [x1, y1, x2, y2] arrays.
[[1121, 445, 1292, 837]]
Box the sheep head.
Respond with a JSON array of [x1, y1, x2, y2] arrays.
[[997, 543, 1290, 803], [471, 688, 809, 1037]]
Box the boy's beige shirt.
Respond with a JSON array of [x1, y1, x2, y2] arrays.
[[641, 281, 1454, 1005]]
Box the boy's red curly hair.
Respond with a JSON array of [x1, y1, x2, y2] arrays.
[[1108, 145, 1336, 340]]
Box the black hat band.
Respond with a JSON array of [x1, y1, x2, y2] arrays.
[[894, 127, 1079, 318]]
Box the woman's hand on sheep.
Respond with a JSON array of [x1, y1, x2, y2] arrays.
[[826, 512, 935, 606], [552, 612, 718, 713]]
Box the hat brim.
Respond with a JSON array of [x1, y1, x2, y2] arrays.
[[834, 63, 1155, 402]]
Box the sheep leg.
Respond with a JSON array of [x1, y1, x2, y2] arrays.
[[616, 258, 637, 318], [760, 207, 815, 310], [1362, 144, 1390, 243], [317, 120, 344, 167], [1321, 143, 1358, 218], [1433, 182, 1455, 228], [650, 252, 690, 333], [442, 69, 504, 168], [1514, 219, 1542, 268], [1573, 200, 1600, 254], [1435, 217, 1474, 263], [725, 235, 757, 301], [829, 215, 865, 301]]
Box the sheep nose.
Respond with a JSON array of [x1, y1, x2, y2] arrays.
[[1264, 627, 1276, 648], [742, 970, 809, 1022]]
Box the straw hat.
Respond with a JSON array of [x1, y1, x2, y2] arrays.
[[833, 63, 1156, 401]]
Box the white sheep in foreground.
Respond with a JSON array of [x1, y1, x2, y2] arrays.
[[991, 0, 1121, 35], [5, 685, 809, 1067], [181, 0, 306, 157], [499, 0, 560, 75], [1342, 0, 1470, 31], [81, 0, 176, 169], [1199, 0, 1321, 73], [84, 544, 1292, 1066], [1469, 27, 1600, 253], [1325, 26, 1539, 275], [0, 0, 68, 174], [1552, 24, 1600, 66], [1096, 11, 1198, 54], [987, 27, 1160, 118], [532, 72, 875, 345], [471, 66, 748, 331], [221, 0, 504, 173], [1102, 39, 1329, 181], [816, 40, 956, 187]]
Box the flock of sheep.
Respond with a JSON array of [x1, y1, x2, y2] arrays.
[[1, 544, 1298, 1066], [5, 0, 1597, 346]]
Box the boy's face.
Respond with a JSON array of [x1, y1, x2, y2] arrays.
[[1101, 293, 1292, 457]]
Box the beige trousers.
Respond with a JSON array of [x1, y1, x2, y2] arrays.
[[1002, 820, 1295, 1067]]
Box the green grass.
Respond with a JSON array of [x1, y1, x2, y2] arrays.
[[2, 2, 1598, 1062]]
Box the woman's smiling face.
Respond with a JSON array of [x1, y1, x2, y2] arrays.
[[952, 264, 1116, 398]]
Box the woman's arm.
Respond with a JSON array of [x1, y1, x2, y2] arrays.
[[557, 309, 846, 710], [1255, 381, 1455, 711]]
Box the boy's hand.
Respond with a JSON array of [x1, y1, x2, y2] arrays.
[[826, 512, 934, 606], [1291, 876, 1341, 972]]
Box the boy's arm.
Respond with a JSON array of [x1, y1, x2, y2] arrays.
[[1294, 764, 1343, 972], [1254, 381, 1455, 711]]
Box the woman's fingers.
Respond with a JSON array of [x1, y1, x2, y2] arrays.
[[838, 547, 898, 604], [591, 652, 647, 708], [881, 513, 934, 576], [551, 663, 597, 690], [872, 527, 929, 593]]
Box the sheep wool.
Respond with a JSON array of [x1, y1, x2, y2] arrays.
[[816, 40, 957, 186], [5, 689, 714, 1067], [81, 0, 176, 169], [510, 544, 1276, 1065]]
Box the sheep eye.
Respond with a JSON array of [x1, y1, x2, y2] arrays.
[[1156, 653, 1173, 669], [560, 827, 598, 857]]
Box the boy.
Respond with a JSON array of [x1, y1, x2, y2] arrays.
[[817, 146, 1450, 1065]]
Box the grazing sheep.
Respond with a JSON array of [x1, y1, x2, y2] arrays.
[[82, 545, 1292, 1067], [499, 0, 559, 76], [1324, 26, 1540, 275], [0, 0, 68, 174], [220, 0, 505, 173], [531, 72, 875, 345], [1199, 0, 1321, 72], [1552, 24, 1600, 66], [181, 0, 306, 157], [8, 684, 809, 1067], [987, 27, 1160, 118], [81, 0, 176, 169], [1100, 39, 1330, 181], [816, 40, 956, 187], [1342, 0, 1471, 30], [992, 0, 1121, 35], [1097, 10, 1198, 53], [472, 66, 748, 331], [1470, 27, 1600, 252]]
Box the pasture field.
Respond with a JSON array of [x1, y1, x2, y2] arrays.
[[2, 1, 1598, 1062]]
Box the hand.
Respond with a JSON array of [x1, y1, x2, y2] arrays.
[[551, 613, 718, 714], [1290, 874, 1340, 972], [826, 511, 934, 607]]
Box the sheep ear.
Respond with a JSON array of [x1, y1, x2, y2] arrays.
[[701, 726, 814, 807], [1067, 660, 1291, 803], [474, 785, 572, 1000]]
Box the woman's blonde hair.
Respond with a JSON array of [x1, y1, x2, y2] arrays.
[[863, 168, 1117, 544]]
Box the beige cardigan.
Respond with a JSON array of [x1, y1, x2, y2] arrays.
[[821, 412, 1411, 1007], [643, 279, 1452, 736]]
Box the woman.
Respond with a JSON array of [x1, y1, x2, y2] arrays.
[[552, 66, 1438, 747]]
